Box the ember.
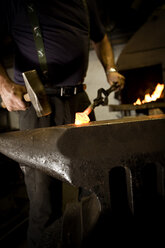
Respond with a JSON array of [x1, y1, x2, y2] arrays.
[[134, 83, 164, 105]]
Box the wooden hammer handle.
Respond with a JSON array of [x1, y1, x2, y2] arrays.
[[23, 93, 30, 102], [0, 101, 6, 108], [0, 93, 30, 109]]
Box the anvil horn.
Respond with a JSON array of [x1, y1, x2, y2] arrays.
[[0, 126, 73, 184]]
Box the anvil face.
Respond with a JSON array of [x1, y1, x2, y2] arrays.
[[0, 114, 165, 188]]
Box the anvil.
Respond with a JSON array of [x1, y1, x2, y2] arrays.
[[0, 114, 165, 211]]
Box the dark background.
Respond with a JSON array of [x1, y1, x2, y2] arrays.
[[96, 0, 164, 33]]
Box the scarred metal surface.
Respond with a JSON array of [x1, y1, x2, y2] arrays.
[[0, 114, 165, 209]]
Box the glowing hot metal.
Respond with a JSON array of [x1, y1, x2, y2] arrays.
[[75, 105, 93, 125]]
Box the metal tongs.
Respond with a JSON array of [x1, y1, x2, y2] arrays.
[[82, 83, 120, 117], [90, 83, 119, 110], [75, 83, 119, 124]]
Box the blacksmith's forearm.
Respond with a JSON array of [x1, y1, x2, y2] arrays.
[[0, 63, 11, 93], [92, 34, 116, 72]]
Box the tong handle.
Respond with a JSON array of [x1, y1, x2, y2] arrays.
[[92, 83, 119, 108]]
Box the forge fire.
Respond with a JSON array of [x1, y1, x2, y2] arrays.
[[134, 83, 164, 105]]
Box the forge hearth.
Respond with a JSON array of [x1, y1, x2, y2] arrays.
[[112, 64, 165, 116], [116, 4, 165, 114], [118, 64, 164, 104]]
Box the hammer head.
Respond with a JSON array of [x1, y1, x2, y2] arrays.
[[22, 70, 52, 117]]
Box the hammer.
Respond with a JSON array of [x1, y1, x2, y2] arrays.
[[1, 70, 52, 117], [22, 70, 52, 117]]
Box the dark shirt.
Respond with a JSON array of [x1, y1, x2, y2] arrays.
[[0, 0, 105, 86]]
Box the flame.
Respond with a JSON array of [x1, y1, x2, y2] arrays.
[[75, 105, 93, 125], [133, 83, 164, 105]]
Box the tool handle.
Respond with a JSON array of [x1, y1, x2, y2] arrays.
[[0, 101, 6, 108], [0, 93, 30, 109], [23, 93, 30, 102], [92, 83, 119, 109], [106, 83, 119, 96]]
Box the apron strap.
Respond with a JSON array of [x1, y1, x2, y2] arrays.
[[26, 1, 48, 81]]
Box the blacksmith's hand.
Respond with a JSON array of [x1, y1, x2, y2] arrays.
[[106, 70, 125, 91]]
